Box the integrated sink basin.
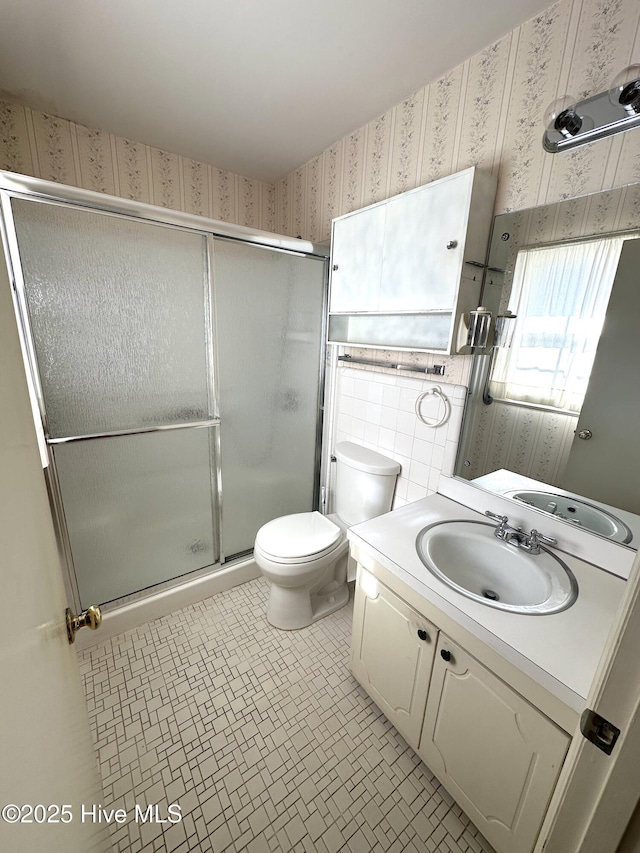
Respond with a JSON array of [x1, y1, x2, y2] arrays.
[[506, 490, 632, 544], [416, 520, 578, 614]]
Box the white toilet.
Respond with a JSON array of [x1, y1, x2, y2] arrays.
[[254, 441, 400, 629]]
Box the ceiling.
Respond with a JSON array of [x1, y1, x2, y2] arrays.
[[0, 0, 553, 183]]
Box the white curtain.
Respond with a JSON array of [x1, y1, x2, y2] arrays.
[[491, 235, 633, 413]]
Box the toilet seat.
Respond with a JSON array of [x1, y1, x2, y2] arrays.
[[255, 511, 342, 564]]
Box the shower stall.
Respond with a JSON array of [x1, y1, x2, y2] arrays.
[[0, 173, 328, 614]]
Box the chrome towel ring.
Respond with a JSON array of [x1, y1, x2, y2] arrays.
[[415, 386, 451, 428]]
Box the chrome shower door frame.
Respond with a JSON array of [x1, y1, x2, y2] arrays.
[[0, 171, 329, 613], [1, 190, 222, 613]]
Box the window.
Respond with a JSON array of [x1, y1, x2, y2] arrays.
[[490, 235, 634, 413]]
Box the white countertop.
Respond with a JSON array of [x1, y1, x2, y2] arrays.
[[348, 494, 626, 712]]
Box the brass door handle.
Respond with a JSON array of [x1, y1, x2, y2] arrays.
[[66, 605, 102, 644]]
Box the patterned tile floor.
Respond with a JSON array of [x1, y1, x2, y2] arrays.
[[78, 577, 494, 853]]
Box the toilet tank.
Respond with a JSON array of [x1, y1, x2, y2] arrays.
[[334, 441, 401, 526]]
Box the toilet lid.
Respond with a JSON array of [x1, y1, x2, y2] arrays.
[[256, 511, 341, 560]]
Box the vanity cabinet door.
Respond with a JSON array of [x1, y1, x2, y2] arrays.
[[419, 634, 570, 853], [351, 568, 437, 750]]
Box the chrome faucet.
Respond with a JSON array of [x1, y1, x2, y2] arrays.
[[484, 511, 557, 554], [484, 510, 523, 544]]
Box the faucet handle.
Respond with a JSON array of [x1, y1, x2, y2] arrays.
[[485, 510, 509, 525], [529, 529, 557, 548]]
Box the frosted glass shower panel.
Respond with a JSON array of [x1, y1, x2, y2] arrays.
[[12, 199, 212, 438], [214, 240, 326, 558], [53, 427, 219, 606]]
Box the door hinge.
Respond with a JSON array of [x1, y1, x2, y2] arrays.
[[580, 708, 621, 755]]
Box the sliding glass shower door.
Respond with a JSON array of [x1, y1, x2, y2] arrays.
[[10, 198, 219, 607], [3, 187, 327, 608], [213, 239, 326, 559]]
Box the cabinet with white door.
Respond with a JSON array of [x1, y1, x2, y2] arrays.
[[328, 166, 497, 353], [419, 633, 569, 853], [350, 570, 437, 750], [350, 564, 573, 853]]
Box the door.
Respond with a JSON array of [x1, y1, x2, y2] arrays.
[[350, 568, 437, 749], [536, 550, 640, 853], [419, 634, 569, 853], [561, 239, 640, 514], [0, 258, 110, 851]]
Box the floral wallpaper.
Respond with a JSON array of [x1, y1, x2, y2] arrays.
[[275, 0, 640, 241], [270, 0, 640, 504], [461, 402, 577, 487], [2, 0, 637, 243], [1, 0, 639, 508], [274, 0, 640, 504], [0, 101, 275, 232]]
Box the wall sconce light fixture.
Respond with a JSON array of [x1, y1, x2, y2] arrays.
[[543, 64, 640, 152]]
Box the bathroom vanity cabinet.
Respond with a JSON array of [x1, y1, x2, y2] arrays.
[[350, 575, 437, 749], [351, 560, 572, 853], [327, 166, 497, 352], [347, 491, 625, 853]]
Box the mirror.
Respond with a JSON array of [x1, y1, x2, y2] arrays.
[[455, 181, 640, 548]]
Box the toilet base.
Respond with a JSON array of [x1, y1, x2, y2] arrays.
[[266, 579, 349, 630]]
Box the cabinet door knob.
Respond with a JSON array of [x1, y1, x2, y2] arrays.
[[440, 649, 452, 662], [332, 264, 339, 271], [446, 240, 458, 250], [417, 629, 429, 641]]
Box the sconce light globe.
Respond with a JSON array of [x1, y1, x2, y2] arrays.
[[609, 64, 640, 115], [544, 96, 582, 137]]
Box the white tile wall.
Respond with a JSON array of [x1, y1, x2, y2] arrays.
[[332, 367, 467, 508]]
